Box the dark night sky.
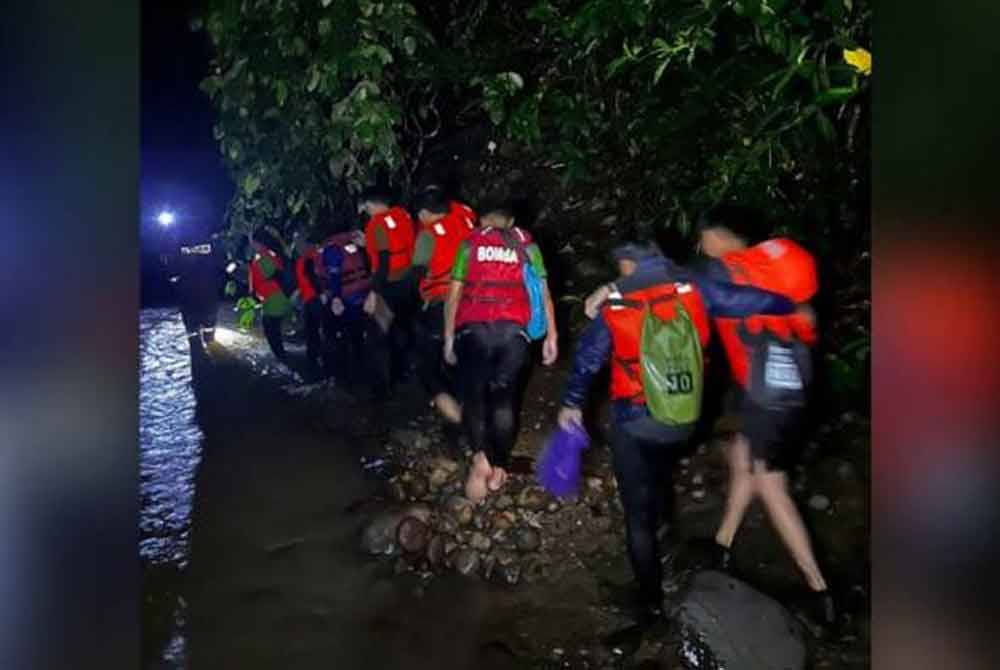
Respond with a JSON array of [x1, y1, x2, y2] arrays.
[[141, 0, 232, 243]]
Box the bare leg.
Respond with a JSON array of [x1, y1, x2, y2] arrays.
[[715, 434, 756, 548], [465, 451, 492, 503], [754, 462, 828, 592]]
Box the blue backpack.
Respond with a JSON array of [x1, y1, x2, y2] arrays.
[[500, 227, 547, 341]]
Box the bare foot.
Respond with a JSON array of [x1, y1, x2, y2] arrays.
[[465, 452, 492, 503], [433, 392, 462, 424], [487, 466, 508, 492]]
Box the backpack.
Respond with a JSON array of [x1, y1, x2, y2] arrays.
[[745, 330, 813, 411], [498, 228, 547, 341], [638, 290, 704, 425]]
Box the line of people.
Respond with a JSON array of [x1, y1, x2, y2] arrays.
[[246, 187, 559, 502]]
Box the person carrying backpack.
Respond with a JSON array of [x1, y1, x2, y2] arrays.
[[695, 204, 835, 626], [558, 240, 802, 626], [443, 201, 558, 502]]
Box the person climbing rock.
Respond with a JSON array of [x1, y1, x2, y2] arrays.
[[694, 204, 835, 627], [562, 240, 803, 627], [294, 233, 330, 374], [322, 223, 390, 397], [443, 201, 558, 502], [249, 228, 293, 360], [163, 229, 228, 357], [407, 188, 469, 425], [359, 186, 417, 388]]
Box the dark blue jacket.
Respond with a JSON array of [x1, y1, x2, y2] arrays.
[[560, 255, 795, 425]]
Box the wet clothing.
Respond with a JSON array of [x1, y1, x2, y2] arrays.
[[328, 300, 390, 394], [249, 247, 291, 359], [262, 316, 286, 360], [295, 248, 324, 305], [296, 248, 328, 367], [415, 301, 451, 397], [454, 321, 529, 469], [165, 238, 225, 349], [560, 253, 797, 609], [451, 226, 546, 329], [413, 211, 473, 304], [322, 233, 371, 303]]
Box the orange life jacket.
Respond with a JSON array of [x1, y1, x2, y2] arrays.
[[249, 246, 285, 302], [294, 248, 322, 303], [603, 283, 710, 403], [715, 238, 818, 388], [364, 206, 415, 276], [420, 211, 473, 303], [449, 201, 478, 231]]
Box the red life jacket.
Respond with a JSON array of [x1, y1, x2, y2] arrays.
[[249, 246, 285, 302], [420, 211, 473, 303], [455, 226, 532, 329], [715, 238, 818, 388], [294, 248, 322, 304], [449, 201, 478, 231], [603, 283, 710, 403], [323, 232, 372, 299], [364, 206, 415, 275]]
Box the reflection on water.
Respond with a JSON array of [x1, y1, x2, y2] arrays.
[[140, 308, 204, 568], [140, 308, 203, 668]]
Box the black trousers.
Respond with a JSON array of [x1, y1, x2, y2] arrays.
[[381, 280, 417, 384], [610, 415, 693, 609], [330, 302, 389, 394], [415, 302, 451, 397], [262, 315, 286, 359], [455, 321, 529, 469]]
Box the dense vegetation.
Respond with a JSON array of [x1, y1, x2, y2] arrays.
[[196, 0, 870, 402]]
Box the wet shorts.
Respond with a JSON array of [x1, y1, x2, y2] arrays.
[[734, 389, 805, 472]]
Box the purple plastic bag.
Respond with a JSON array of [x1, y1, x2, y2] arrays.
[[536, 423, 590, 498]]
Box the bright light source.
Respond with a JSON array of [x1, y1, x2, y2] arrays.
[[157, 211, 176, 226]]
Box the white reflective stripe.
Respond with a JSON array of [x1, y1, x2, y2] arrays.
[[676, 283, 693, 294], [433, 222, 447, 236], [187, 332, 200, 339], [254, 254, 261, 261], [515, 228, 526, 243], [384, 216, 397, 230], [344, 243, 358, 254], [201, 327, 215, 333], [607, 290, 625, 310], [226, 262, 238, 273]]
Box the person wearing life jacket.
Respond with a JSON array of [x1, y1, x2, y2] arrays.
[[358, 186, 418, 386], [443, 201, 558, 501], [249, 228, 293, 360], [560, 239, 801, 627], [449, 199, 478, 232], [163, 229, 229, 357], [321, 225, 389, 397], [294, 233, 330, 374], [695, 203, 834, 627], [405, 189, 472, 425]]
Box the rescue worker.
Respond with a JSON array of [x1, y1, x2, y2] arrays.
[[443, 202, 558, 502], [560, 240, 803, 626], [407, 189, 469, 424], [694, 205, 835, 625], [321, 226, 389, 397], [294, 233, 330, 374], [163, 229, 228, 356], [358, 186, 417, 387], [249, 228, 293, 360]]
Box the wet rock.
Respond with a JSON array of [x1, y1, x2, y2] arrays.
[[444, 495, 474, 526], [481, 553, 497, 580], [692, 474, 704, 486], [808, 494, 831, 512], [514, 527, 542, 553], [495, 494, 515, 511], [388, 479, 408, 502], [517, 486, 547, 511], [437, 516, 459, 536], [454, 548, 480, 576], [547, 502, 560, 513], [428, 467, 452, 492], [493, 562, 521, 586], [470, 532, 492, 552], [426, 535, 445, 567], [397, 516, 430, 555], [676, 571, 805, 670], [691, 489, 706, 501], [392, 429, 421, 447], [443, 538, 459, 556], [360, 503, 432, 556], [493, 510, 516, 531], [585, 477, 604, 492], [407, 476, 429, 500], [473, 512, 489, 530], [414, 435, 432, 450]]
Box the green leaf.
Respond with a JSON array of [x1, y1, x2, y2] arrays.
[[403, 36, 417, 56], [318, 18, 332, 37], [654, 58, 670, 84], [275, 80, 288, 107], [815, 85, 857, 107], [307, 69, 320, 92], [243, 173, 261, 197], [815, 109, 835, 141]]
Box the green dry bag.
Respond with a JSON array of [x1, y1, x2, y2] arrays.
[[639, 299, 704, 426]]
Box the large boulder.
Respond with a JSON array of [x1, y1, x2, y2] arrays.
[[359, 504, 432, 556], [674, 571, 805, 670]]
